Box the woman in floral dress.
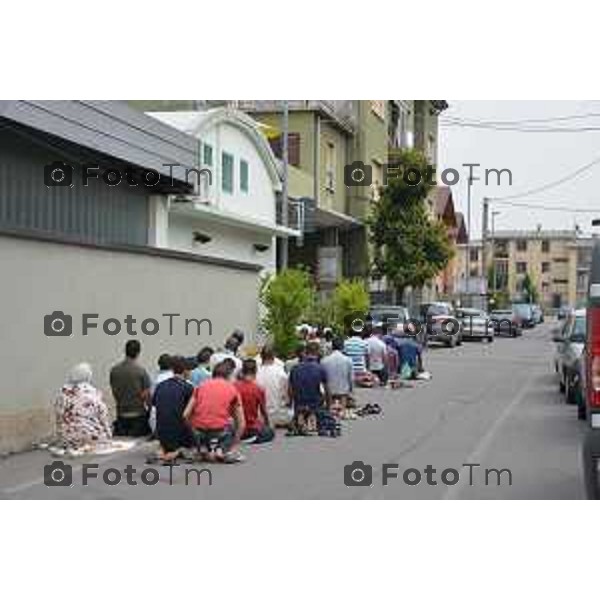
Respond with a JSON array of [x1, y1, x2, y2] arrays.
[[54, 363, 112, 453]]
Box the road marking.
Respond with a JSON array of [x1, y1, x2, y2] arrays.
[[443, 367, 542, 500]]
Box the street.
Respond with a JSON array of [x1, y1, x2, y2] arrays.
[[0, 322, 586, 499]]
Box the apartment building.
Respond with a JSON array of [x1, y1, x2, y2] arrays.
[[456, 230, 596, 309]]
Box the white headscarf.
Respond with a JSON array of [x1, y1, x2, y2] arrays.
[[67, 363, 93, 385]]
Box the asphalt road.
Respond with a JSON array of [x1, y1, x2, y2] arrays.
[[0, 322, 587, 499]]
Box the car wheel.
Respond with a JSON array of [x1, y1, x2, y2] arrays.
[[583, 443, 600, 499], [487, 336, 494, 343]]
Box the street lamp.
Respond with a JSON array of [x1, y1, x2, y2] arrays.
[[492, 211, 501, 293]]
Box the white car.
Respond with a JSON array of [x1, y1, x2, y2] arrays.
[[456, 308, 494, 342]]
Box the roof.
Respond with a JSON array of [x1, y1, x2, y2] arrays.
[[455, 211, 468, 243], [148, 108, 282, 192], [0, 100, 198, 185], [429, 185, 456, 226]]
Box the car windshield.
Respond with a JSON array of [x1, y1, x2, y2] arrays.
[[571, 316, 587, 341], [513, 304, 532, 317], [427, 305, 451, 316]]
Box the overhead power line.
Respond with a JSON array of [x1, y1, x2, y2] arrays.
[[441, 111, 600, 126], [490, 199, 598, 213], [440, 121, 600, 133], [487, 154, 600, 201]]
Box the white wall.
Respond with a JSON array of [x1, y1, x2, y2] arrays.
[[200, 120, 277, 223], [168, 213, 276, 272], [0, 235, 260, 453]]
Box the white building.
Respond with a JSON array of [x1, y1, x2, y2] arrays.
[[148, 108, 298, 273]]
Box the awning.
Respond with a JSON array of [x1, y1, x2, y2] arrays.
[[314, 206, 362, 229], [169, 200, 301, 238]]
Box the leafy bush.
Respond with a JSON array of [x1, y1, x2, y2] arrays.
[[259, 269, 314, 357], [332, 279, 370, 334]]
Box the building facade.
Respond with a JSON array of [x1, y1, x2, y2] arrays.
[[147, 108, 296, 274], [455, 230, 597, 309], [0, 101, 278, 452]]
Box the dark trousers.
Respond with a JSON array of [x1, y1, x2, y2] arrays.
[[371, 367, 388, 385], [243, 426, 275, 444], [113, 415, 150, 437]]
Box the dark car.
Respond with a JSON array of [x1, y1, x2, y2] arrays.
[[581, 239, 600, 499], [489, 309, 523, 337], [512, 303, 536, 328]]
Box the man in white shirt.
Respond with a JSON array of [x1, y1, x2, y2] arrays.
[[367, 326, 388, 385], [256, 345, 290, 426]]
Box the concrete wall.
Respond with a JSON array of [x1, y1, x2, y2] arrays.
[[0, 234, 260, 453]]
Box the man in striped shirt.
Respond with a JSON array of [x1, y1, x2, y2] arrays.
[[344, 334, 368, 376]]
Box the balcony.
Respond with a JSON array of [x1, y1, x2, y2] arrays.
[[238, 100, 356, 133]]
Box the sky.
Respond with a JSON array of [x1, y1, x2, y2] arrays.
[[437, 100, 600, 239]]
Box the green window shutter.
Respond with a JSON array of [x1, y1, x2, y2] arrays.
[[240, 159, 249, 192], [203, 143, 213, 167], [222, 152, 234, 193]]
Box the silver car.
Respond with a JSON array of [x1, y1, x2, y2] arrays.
[[553, 308, 586, 404], [456, 308, 494, 342]]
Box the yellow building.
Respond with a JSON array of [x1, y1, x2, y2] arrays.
[[455, 230, 597, 309]]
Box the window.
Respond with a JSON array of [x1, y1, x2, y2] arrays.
[[542, 282, 550, 291], [203, 143, 213, 167], [516, 261, 527, 274], [469, 248, 479, 262], [542, 240, 550, 253], [240, 159, 249, 193], [553, 257, 568, 263], [325, 141, 336, 192], [516, 239, 527, 252], [541, 262, 550, 273], [221, 152, 234, 193], [269, 133, 300, 166], [469, 267, 479, 278]]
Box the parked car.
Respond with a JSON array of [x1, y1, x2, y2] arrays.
[[489, 308, 523, 337], [532, 304, 544, 324], [582, 239, 600, 499], [456, 308, 494, 342], [553, 308, 586, 403], [369, 305, 410, 333], [557, 305, 571, 320], [512, 303, 536, 328], [419, 302, 463, 347]]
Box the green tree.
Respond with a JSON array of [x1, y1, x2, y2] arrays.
[[259, 269, 314, 357], [367, 148, 454, 302], [521, 272, 539, 303]]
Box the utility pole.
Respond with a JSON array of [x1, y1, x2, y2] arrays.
[[280, 100, 289, 270], [465, 176, 473, 298], [482, 197, 489, 295], [492, 210, 501, 294]]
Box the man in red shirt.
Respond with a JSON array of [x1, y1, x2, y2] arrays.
[[184, 360, 245, 462], [235, 358, 275, 444]]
